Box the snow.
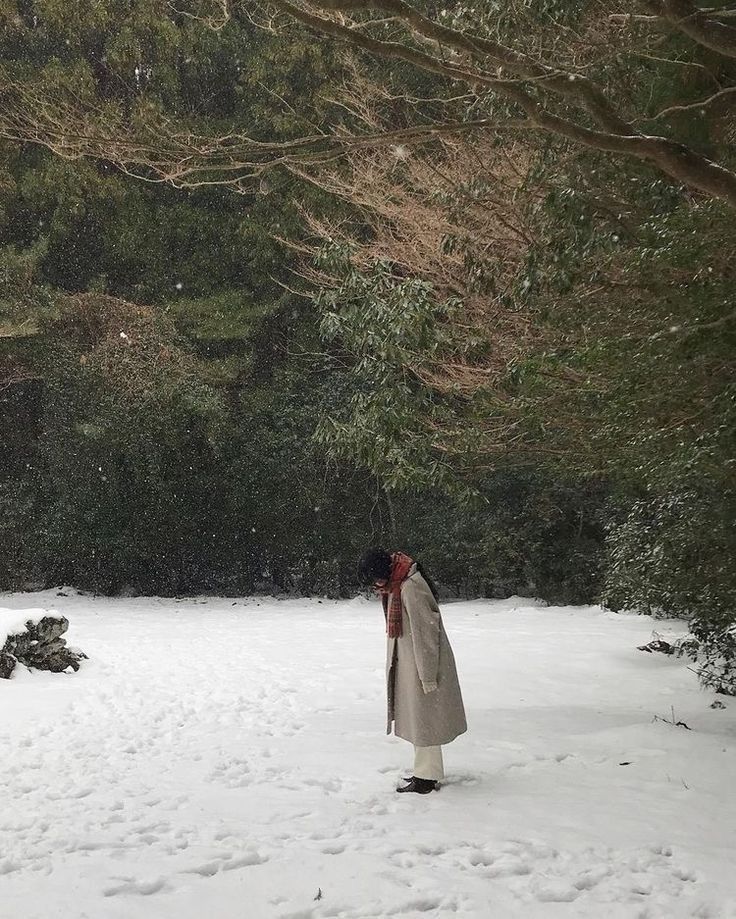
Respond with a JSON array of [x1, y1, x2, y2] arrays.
[[0, 606, 64, 647], [1, 589, 735, 919]]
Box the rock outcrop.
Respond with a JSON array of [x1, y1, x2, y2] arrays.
[[0, 613, 87, 679]]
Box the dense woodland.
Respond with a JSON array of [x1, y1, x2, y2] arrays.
[[0, 1, 734, 689]]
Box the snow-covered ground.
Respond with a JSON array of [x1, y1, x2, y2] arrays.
[[1, 590, 735, 919]]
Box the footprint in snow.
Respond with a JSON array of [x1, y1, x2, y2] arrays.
[[222, 851, 269, 870], [321, 844, 346, 855], [301, 776, 342, 793], [573, 865, 614, 890], [185, 860, 221, 877], [385, 895, 448, 914], [532, 879, 581, 903], [103, 876, 168, 897], [486, 854, 533, 878], [443, 772, 479, 786], [183, 850, 268, 877], [466, 850, 495, 868]]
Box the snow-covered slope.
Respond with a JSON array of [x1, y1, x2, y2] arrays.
[[1, 590, 734, 918]]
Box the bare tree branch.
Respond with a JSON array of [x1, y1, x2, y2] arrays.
[[255, 0, 736, 207], [167, 0, 231, 29], [650, 85, 736, 120], [644, 0, 736, 58], [1, 0, 735, 209], [270, 0, 635, 135]]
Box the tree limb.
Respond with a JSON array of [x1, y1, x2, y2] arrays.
[[645, 0, 736, 58], [271, 0, 635, 134], [650, 84, 736, 120], [259, 1, 736, 207]]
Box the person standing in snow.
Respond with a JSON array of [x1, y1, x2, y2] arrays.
[[358, 548, 467, 794]]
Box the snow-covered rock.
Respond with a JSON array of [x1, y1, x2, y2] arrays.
[[0, 608, 87, 678]]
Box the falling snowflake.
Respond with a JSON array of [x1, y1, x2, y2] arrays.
[[390, 145, 410, 162]]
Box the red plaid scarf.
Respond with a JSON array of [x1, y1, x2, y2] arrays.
[[379, 552, 414, 639]]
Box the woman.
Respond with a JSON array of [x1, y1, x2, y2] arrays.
[[358, 547, 467, 794]]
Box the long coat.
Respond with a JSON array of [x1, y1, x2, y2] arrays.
[[386, 564, 467, 747]]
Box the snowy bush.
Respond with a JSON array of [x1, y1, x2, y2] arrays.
[[604, 463, 736, 694]]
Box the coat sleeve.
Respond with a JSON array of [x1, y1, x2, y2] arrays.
[[402, 577, 440, 693]]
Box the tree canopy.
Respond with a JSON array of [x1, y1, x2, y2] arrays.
[[0, 0, 734, 691]]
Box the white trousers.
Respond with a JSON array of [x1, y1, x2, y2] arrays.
[[413, 744, 445, 781]]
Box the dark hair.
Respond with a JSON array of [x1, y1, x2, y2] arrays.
[[357, 547, 392, 584], [357, 547, 440, 602]]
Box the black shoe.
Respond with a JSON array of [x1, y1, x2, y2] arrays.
[[396, 776, 439, 794]]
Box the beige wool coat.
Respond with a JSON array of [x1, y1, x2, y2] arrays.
[[386, 564, 467, 747]]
